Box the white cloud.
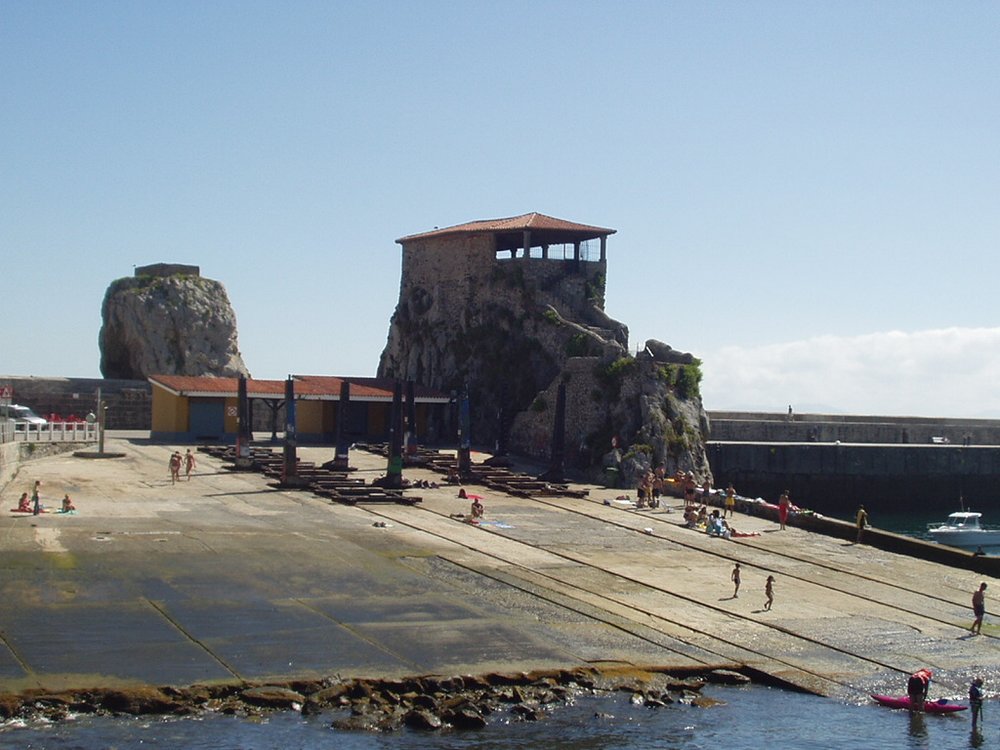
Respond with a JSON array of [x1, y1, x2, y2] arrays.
[[700, 327, 1000, 418]]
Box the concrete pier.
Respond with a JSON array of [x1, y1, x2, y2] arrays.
[[1, 436, 998, 703]]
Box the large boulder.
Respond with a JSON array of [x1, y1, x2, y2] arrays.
[[99, 269, 249, 379]]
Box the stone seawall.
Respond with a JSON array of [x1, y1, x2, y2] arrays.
[[709, 411, 1000, 445], [709, 441, 1000, 513]]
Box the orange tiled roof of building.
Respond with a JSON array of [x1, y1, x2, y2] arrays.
[[396, 212, 616, 246], [148, 374, 448, 402]]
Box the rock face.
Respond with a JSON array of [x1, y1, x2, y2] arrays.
[[378, 213, 712, 481], [99, 265, 249, 380]]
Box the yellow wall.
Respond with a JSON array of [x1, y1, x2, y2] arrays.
[[224, 397, 238, 434], [297, 400, 324, 435], [151, 386, 189, 432]]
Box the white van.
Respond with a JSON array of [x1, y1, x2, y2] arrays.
[[0, 404, 48, 429]]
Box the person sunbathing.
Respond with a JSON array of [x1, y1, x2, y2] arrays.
[[16, 493, 30, 512], [61, 494, 76, 512]]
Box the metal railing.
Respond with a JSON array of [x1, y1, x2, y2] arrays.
[[2, 422, 100, 443]]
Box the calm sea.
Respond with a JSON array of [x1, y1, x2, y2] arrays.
[[4, 684, 987, 750]]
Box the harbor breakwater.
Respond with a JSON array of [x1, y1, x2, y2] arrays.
[[707, 411, 1000, 514]]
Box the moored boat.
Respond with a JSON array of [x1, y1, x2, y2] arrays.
[[927, 512, 1000, 549]]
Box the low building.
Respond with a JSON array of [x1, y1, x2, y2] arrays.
[[149, 374, 450, 444]]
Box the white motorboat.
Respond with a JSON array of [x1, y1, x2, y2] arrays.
[[927, 512, 1000, 549]]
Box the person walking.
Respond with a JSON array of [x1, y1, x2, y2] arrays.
[[731, 563, 741, 598], [972, 582, 988, 634], [764, 575, 775, 610], [969, 677, 984, 728], [184, 449, 197, 480], [855, 505, 869, 544], [168, 452, 182, 485]]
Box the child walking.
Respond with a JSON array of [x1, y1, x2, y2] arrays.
[[764, 575, 775, 610]]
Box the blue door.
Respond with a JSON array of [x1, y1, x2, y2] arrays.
[[189, 400, 225, 440]]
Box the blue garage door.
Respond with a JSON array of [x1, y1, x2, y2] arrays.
[[190, 400, 225, 440]]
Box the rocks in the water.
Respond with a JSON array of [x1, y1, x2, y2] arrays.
[[240, 686, 305, 710], [99, 265, 249, 379], [0, 666, 743, 728]]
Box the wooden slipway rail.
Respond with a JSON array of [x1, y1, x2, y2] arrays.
[[316, 462, 999, 702]]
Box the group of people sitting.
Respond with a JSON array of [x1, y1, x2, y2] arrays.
[[15, 487, 75, 514], [684, 505, 733, 537]]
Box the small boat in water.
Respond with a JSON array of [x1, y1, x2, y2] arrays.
[[871, 694, 966, 713], [927, 512, 1000, 549]]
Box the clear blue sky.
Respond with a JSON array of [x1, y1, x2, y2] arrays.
[[4, 2, 999, 417]]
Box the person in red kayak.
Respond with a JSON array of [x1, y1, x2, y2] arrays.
[[907, 668, 931, 711]]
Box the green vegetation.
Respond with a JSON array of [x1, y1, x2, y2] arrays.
[[656, 360, 703, 399], [565, 332, 595, 357], [531, 396, 548, 412], [623, 443, 653, 460], [542, 308, 561, 325]]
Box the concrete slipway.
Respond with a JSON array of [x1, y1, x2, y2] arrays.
[[0, 437, 997, 703]]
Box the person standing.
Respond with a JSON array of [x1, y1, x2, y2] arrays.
[[724, 484, 736, 518], [731, 563, 741, 598], [855, 505, 869, 544], [778, 491, 791, 531], [969, 677, 984, 728], [764, 575, 775, 610], [31, 480, 41, 516], [972, 582, 988, 634]]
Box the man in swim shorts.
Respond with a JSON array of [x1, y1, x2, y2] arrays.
[[972, 582, 987, 634]]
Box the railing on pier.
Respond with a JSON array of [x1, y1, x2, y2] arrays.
[[1, 422, 100, 443]]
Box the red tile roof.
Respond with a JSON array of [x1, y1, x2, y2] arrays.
[[396, 212, 616, 247], [148, 374, 449, 402]]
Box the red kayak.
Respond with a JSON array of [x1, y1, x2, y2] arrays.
[[871, 694, 967, 713]]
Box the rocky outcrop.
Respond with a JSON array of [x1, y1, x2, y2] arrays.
[[0, 666, 738, 726], [378, 216, 712, 482], [99, 269, 249, 380]]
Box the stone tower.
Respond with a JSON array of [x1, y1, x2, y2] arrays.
[[378, 212, 711, 481]]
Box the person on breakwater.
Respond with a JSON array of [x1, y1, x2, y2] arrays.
[[971, 582, 988, 634], [731, 563, 741, 598], [969, 677, 984, 727], [764, 575, 775, 610], [778, 490, 791, 530], [855, 505, 868, 544]]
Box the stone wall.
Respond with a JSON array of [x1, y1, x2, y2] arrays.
[[708, 411, 1000, 445]]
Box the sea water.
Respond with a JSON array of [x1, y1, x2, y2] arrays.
[[4, 684, 987, 750]]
